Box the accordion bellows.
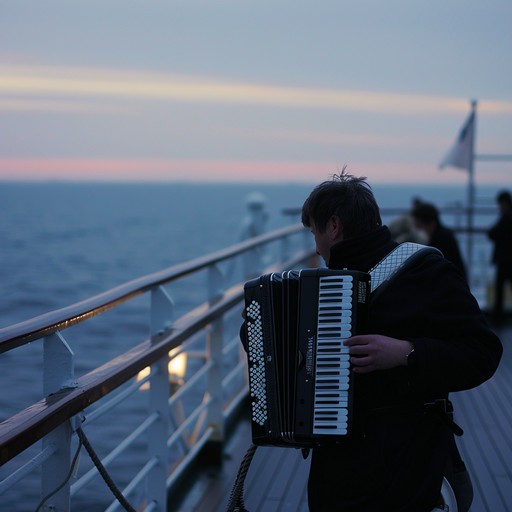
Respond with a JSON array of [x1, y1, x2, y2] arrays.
[[244, 268, 370, 447]]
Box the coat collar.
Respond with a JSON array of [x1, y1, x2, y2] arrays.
[[328, 226, 397, 272]]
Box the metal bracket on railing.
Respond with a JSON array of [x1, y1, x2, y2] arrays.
[[150, 285, 175, 339], [44, 331, 75, 396], [71, 413, 86, 432]]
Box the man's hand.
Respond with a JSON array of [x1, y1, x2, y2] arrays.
[[343, 335, 413, 374]]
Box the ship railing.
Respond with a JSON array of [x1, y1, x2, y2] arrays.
[[0, 221, 316, 512]]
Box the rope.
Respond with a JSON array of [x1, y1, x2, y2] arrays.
[[226, 444, 258, 512], [76, 426, 138, 512]]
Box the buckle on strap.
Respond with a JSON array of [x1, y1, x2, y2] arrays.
[[424, 399, 464, 437]]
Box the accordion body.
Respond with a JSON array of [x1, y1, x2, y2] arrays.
[[244, 268, 370, 447]]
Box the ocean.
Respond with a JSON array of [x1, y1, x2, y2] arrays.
[[0, 180, 503, 511]]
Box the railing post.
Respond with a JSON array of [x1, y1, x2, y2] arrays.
[[204, 264, 225, 463], [147, 286, 174, 511], [41, 332, 76, 512]]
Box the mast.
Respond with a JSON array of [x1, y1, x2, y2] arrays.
[[438, 99, 478, 285], [467, 99, 477, 280]]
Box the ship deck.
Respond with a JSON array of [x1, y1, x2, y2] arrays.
[[170, 318, 512, 512]]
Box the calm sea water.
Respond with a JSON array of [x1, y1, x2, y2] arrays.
[[0, 181, 503, 511]]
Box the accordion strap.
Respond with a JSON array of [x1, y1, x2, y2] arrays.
[[369, 242, 442, 298]]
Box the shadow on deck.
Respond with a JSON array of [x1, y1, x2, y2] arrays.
[[170, 319, 512, 512]]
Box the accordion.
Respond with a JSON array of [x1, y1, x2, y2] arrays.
[[243, 268, 370, 447]]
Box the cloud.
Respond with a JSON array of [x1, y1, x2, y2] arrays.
[[0, 97, 127, 113], [2, 64, 511, 116], [251, 128, 447, 149]]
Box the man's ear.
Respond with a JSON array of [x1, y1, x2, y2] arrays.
[[327, 215, 343, 242]]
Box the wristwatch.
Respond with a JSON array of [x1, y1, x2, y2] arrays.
[[406, 348, 417, 370]]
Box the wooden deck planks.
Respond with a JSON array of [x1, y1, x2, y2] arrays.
[[450, 321, 512, 512], [245, 447, 309, 512], [454, 392, 509, 510], [252, 447, 309, 512], [179, 322, 512, 512]]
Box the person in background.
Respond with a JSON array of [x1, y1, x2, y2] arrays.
[[487, 190, 512, 323], [238, 192, 269, 278], [388, 196, 427, 244], [297, 171, 501, 511], [411, 202, 467, 279]]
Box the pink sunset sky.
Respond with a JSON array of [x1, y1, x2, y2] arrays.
[[1, 2, 511, 186]]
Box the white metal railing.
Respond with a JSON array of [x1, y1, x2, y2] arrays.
[[0, 211, 316, 512]]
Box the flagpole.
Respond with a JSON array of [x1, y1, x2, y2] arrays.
[[439, 99, 511, 287], [467, 99, 477, 285]]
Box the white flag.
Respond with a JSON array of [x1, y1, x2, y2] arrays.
[[439, 109, 475, 172]]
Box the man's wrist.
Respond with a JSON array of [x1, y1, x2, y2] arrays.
[[406, 345, 417, 370]]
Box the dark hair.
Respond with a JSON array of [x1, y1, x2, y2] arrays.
[[497, 190, 512, 206], [301, 169, 382, 239], [411, 202, 440, 225]]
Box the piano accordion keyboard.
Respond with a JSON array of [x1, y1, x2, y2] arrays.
[[313, 275, 354, 435]]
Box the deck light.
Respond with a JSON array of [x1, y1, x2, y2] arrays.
[[135, 349, 187, 390]]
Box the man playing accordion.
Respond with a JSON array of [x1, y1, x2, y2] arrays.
[[299, 171, 501, 511]]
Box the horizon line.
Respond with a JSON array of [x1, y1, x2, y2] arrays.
[[0, 178, 508, 188]]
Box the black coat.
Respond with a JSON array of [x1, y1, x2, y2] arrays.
[[488, 208, 512, 268], [308, 226, 502, 512], [429, 224, 466, 279]]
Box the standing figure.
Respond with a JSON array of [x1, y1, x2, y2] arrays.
[[299, 171, 501, 511], [239, 192, 269, 278], [411, 202, 467, 279], [488, 190, 512, 322]]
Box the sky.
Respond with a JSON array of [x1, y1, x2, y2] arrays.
[[1, 0, 511, 185]]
